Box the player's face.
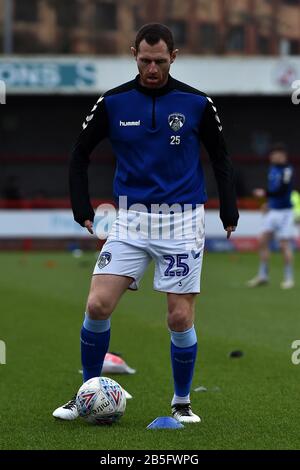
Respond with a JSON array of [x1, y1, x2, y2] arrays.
[[131, 39, 177, 88], [270, 150, 288, 165]]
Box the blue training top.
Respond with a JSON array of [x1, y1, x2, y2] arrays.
[[70, 75, 239, 229], [267, 164, 293, 209]]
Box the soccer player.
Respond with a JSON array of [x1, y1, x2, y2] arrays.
[[53, 23, 239, 423], [247, 143, 295, 289]]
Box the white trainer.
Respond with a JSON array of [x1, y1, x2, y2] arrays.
[[280, 279, 295, 290], [246, 276, 269, 287], [171, 403, 201, 424], [52, 395, 79, 421]]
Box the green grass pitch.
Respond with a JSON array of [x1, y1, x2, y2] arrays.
[[0, 250, 299, 450]]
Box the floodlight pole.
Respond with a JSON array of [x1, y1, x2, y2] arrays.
[[3, 0, 13, 54]]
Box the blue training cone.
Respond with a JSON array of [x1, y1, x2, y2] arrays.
[[147, 417, 184, 430]]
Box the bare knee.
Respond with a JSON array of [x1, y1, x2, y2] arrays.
[[167, 294, 196, 331], [280, 240, 293, 262], [86, 295, 113, 320], [167, 308, 194, 332], [259, 233, 270, 251]]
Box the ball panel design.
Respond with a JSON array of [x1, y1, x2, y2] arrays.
[[76, 376, 126, 425]]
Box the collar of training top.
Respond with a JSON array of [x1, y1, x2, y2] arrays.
[[134, 74, 174, 97]]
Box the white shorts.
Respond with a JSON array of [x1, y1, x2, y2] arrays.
[[93, 206, 205, 294], [261, 208, 295, 240]]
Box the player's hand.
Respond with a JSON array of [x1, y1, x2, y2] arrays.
[[226, 226, 236, 239], [84, 220, 94, 234], [253, 188, 266, 198]]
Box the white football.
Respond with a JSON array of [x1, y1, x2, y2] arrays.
[[76, 376, 126, 425]]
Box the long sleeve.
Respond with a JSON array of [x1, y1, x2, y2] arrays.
[[199, 98, 239, 229], [69, 96, 109, 226]]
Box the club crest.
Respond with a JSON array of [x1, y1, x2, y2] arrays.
[[168, 113, 185, 132], [97, 251, 112, 269]]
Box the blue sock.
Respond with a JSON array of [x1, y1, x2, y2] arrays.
[[170, 326, 197, 400], [80, 313, 110, 383]]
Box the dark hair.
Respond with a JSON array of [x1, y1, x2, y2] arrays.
[[270, 142, 288, 154], [135, 23, 174, 54]]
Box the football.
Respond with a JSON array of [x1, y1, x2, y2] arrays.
[[76, 376, 126, 425]]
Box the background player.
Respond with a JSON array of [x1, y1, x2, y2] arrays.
[[247, 143, 295, 289]]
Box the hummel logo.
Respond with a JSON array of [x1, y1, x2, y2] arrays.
[[120, 120, 141, 126], [191, 250, 201, 259]]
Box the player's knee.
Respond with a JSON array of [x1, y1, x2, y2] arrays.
[[259, 236, 268, 249], [86, 295, 113, 320], [167, 308, 192, 331], [280, 240, 289, 249], [280, 241, 292, 260]]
